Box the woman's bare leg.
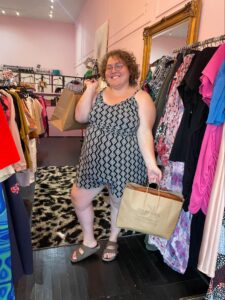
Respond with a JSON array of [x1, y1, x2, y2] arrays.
[[102, 193, 121, 260], [71, 184, 104, 259]]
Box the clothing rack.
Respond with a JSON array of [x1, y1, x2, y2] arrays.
[[173, 34, 225, 54]]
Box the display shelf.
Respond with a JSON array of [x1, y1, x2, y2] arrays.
[[0, 69, 83, 93]]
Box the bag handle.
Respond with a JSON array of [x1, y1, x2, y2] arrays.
[[143, 184, 160, 213]]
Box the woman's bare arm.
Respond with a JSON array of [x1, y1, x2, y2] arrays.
[[136, 90, 162, 183], [75, 79, 98, 123]]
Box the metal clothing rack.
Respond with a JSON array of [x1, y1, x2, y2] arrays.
[[173, 34, 225, 54]]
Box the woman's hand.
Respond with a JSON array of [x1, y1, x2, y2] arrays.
[[84, 79, 99, 91], [147, 165, 162, 185]]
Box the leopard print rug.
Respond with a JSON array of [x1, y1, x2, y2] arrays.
[[32, 166, 135, 250]]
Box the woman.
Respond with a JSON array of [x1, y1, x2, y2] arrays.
[[70, 49, 162, 263]]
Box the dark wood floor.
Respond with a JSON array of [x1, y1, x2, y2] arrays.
[[15, 137, 209, 300]]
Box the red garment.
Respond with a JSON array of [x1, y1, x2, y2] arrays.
[[0, 104, 20, 169]]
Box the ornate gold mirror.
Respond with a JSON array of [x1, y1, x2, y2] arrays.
[[141, 0, 201, 81]]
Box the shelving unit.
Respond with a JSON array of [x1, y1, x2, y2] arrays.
[[0, 68, 83, 93], [17, 72, 83, 93]]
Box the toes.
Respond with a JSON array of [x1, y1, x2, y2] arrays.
[[72, 247, 84, 260]]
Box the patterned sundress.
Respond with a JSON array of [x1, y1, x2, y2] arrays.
[[75, 91, 147, 198]]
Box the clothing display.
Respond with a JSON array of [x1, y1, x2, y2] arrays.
[[142, 56, 174, 101], [0, 85, 47, 296], [75, 90, 147, 198], [189, 57, 225, 215], [144, 37, 225, 299]]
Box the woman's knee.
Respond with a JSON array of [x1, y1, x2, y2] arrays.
[[71, 185, 102, 211], [71, 185, 86, 210]]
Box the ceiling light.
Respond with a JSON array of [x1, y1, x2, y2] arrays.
[[49, 14, 53, 18], [50, 0, 54, 3], [50, 10, 53, 14], [50, 5, 54, 9], [2, 10, 5, 14], [16, 11, 20, 16]]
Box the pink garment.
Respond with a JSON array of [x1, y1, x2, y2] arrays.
[[197, 123, 225, 278], [189, 124, 223, 214], [199, 44, 225, 106]]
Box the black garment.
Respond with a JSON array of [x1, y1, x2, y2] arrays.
[[188, 210, 206, 269], [168, 47, 218, 210], [153, 53, 183, 137], [4, 174, 33, 283]]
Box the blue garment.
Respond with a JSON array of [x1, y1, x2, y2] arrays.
[[207, 60, 225, 125], [0, 183, 15, 300]]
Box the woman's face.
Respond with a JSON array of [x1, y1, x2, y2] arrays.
[[105, 56, 130, 88]]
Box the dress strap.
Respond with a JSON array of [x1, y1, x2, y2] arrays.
[[133, 88, 140, 96]]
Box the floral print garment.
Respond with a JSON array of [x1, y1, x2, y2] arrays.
[[160, 161, 185, 193], [146, 54, 195, 274], [155, 54, 195, 167], [148, 209, 192, 274]]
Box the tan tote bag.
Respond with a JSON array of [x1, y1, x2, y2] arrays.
[[49, 88, 88, 131], [116, 183, 183, 240]]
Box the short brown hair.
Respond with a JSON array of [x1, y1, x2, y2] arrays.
[[100, 49, 139, 86]]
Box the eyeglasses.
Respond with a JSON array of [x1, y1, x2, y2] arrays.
[[106, 63, 124, 72]]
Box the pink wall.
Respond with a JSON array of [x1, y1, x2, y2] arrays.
[[0, 16, 75, 75], [198, 0, 225, 41], [74, 0, 225, 76], [1, 1, 224, 77]]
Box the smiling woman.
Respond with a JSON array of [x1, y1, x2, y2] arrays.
[[70, 49, 162, 263]]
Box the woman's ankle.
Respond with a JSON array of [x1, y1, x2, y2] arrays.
[[83, 239, 98, 248]]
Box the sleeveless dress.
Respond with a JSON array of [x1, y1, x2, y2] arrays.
[[75, 90, 147, 198]]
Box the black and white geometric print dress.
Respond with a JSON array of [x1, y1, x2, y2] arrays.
[[75, 90, 147, 198]]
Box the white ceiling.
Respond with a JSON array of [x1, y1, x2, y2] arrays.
[[0, 0, 86, 23]]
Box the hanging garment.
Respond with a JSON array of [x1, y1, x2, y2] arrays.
[[155, 54, 194, 166], [0, 183, 15, 300], [155, 54, 194, 191], [147, 56, 174, 101], [147, 209, 192, 274], [205, 209, 225, 300], [0, 89, 27, 171], [0, 105, 20, 170], [4, 174, 33, 283], [189, 60, 225, 215], [153, 53, 183, 137], [200, 44, 225, 105], [197, 123, 225, 278], [9, 91, 32, 169], [0, 165, 15, 182], [169, 47, 217, 164], [168, 48, 217, 209]]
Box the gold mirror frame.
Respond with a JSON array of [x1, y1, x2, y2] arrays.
[[141, 0, 201, 81]]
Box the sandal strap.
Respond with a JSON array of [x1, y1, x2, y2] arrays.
[[105, 241, 118, 250], [71, 243, 100, 263], [103, 248, 117, 254]]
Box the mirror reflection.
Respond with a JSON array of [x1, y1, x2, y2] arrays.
[[150, 21, 188, 64]]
